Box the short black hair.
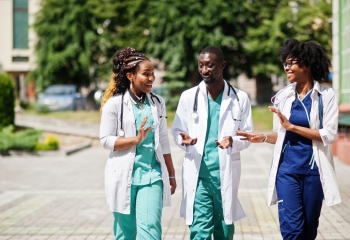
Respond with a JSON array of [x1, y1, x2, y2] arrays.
[[279, 38, 331, 81], [200, 46, 224, 63]]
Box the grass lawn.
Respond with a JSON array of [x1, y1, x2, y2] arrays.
[[251, 105, 273, 132], [24, 109, 102, 124], [25, 105, 273, 132]]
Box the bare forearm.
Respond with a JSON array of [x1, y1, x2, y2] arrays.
[[288, 125, 322, 142], [114, 137, 140, 151], [163, 154, 175, 176], [265, 132, 278, 144]]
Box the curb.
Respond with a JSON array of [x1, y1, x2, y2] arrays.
[[64, 140, 92, 155], [8, 140, 92, 157]]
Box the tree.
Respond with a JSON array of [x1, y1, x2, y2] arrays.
[[144, 0, 256, 109], [144, 0, 332, 106], [31, 0, 332, 107], [88, 0, 151, 82], [243, 0, 332, 103], [31, 0, 99, 91]]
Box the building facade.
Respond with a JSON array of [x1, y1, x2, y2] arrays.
[[332, 0, 350, 165], [0, 0, 40, 103]]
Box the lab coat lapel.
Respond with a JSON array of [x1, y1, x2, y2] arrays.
[[220, 81, 231, 120], [122, 90, 135, 135], [309, 81, 322, 129], [147, 93, 159, 149]]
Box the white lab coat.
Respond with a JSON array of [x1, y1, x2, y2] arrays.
[[100, 91, 172, 214], [171, 80, 253, 225], [268, 81, 341, 206]]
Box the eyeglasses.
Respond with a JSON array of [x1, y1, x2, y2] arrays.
[[282, 61, 298, 68]]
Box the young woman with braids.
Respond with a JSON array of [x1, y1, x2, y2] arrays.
[[99, 47, 176, 240], [236, 39, 341, 240]]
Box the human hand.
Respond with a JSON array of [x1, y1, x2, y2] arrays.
[[215, 136, 232, 149], [169, 178, 177, 195], [268, 106, 294, 131], [137, 116, 152, 143], [179, 132, 197, 146], [236, 130, 266, 143]]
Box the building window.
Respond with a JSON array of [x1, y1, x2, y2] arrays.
[[13, 0, 29, 49], [12, 56, 29, 62]]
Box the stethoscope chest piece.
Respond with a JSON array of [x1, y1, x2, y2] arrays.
[[118, 129, 125, 137], [191, 112, 199, 121]]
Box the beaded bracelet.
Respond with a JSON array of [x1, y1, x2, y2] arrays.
[[169, 176, 175, 179]]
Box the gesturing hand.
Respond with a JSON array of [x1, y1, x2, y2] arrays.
[[236, 130, 265, 143], [215, 136, 232, 149], [137, 116, 152, 143], [169, 178, 177, 195], [269, 106, 294, 131], [179, 132, 197, 146]]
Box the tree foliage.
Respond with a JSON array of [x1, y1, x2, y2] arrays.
[[243, 0, 332, 103], [31, 0, 99, 91], [146, 1, 255, 81], [31, 0, 332, 105], [244, 0, 332, 78]]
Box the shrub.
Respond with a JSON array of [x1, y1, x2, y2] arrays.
[[36, 104, 51, 113], [19, 100, 31, 110], [0, 73, 15, 129], [35, 134, 60, 151], [0, 125, 42, 155]]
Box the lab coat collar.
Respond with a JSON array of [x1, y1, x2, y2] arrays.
[[122, 90, 157, 107], [311, 80, 322, 97], [283, 81, 322, 96], [198, 80, 232, 119], [122, 90, 131, 105], [198, 79, 229, 96]]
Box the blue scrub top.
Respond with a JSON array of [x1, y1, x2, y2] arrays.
[[199, 91, 223, 179], [278, 89, 319, 175], [131, 98, 162, 185]]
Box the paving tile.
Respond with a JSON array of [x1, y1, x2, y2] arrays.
[[1, 128, 350, 239]]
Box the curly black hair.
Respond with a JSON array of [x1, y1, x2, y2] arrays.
[[112, 47, 149, 94], [279, 38, 331, 81]]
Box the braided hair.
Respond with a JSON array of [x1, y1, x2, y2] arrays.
[[279, 38, 331, 81], [100, 47, 149, 111]]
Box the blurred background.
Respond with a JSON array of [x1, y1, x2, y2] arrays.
[[0, 0, 349, 162]]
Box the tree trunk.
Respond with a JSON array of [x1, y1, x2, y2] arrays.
[[255, 73, 273, 105]]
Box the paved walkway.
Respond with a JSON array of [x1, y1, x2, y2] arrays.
[[1, 115, 350, 240]]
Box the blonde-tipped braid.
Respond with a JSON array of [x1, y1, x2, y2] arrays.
[[100, 74, 117, 113]]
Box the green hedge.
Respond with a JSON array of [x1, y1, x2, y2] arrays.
[[0, 73, 15, 129], [0, 126, 42, 155]]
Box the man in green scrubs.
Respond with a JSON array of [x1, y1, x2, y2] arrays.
[[171, 46, 253, 239]]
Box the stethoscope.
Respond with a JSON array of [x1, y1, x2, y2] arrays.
[[270, 84, 295, 111], [191, 80, 241, 121], [118, 91, 161, 137], [272, 84, 323, 128]]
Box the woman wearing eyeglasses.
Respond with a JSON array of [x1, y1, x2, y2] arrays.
[[236, 38, 340, 240]]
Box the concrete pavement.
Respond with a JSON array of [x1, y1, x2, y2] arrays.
[[1, 116, 350, 239]]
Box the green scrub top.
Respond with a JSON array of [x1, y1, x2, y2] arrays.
[[131, 98, 162, 185], [199, 91, 223, 179]]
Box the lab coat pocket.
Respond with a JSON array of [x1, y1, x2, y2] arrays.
[[223, 111, 235, 131], [232, 110, 244, 130]]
